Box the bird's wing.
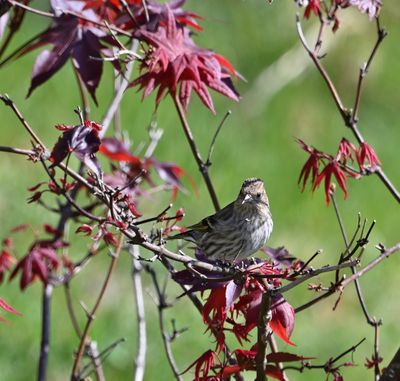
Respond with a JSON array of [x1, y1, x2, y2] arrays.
[[188, 202, 234, 232]]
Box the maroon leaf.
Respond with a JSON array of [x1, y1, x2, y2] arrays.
[[75, 224, 93, 236], [270, 295, 295, 346], [50, 121, 102, 175], [10, 238, 65, 290], [10, 0, 112, 102], [71, 29, 104, 104]]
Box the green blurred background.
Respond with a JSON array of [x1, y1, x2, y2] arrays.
[[0, 1, 399, 380]]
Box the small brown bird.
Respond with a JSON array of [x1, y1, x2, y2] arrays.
[[171, 178, 273, 262]]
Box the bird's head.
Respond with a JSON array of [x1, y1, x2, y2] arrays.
[[236, 178, 270, 211]]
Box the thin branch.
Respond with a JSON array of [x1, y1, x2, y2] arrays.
[[272, 260, 357, 295], [37, 284, 53, 381], [331, 193, 376, 324], [352, 18, 387, 123], [86, 342, 106, 381], [101, 39, 139, 136], [295, 15, 400, 203], [131, 246, 147, 381], [74, 67, 90, 121], [6, 0, 53, 17], [79, 338, 126, 379], [173, 95, 220, 211], [255, 292, 271, 381], [294, 289, 335, 313], [205, 110, 231, 166], [0, 145, 34, 156], [267, 335, 289, 381], [147, 266, 183, 381], [64, 283, 82, 338], [0, 94, 47, 150], [296, 244, 400, 313], [71, 235, 123, 380], [340, 243, 400, 289]]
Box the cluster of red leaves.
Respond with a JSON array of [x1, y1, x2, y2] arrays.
[[175, 259, 306, 381], [76, 220, 122, 247], [302, 0, 382, 29], [82, 0, 203, 31], [27, 178, 77, 204], [298, 138, 380, 204], [8, 225, 67, 290], [131, 8, 239, 113], [4, 0, 238, 113]]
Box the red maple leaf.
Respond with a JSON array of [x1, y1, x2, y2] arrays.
[[131, 8, 239, 113], [10, 238, 65, 290]]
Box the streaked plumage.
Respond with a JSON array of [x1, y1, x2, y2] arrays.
[[171, 178, 273, 262]]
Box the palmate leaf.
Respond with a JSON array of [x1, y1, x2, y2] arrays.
[[8, 0, 112, 103]]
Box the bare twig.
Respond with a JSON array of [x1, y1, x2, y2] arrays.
[[173, 95, 220, 211], [71, 235, 123, 380], [74, 67, 90, 121], [205, 110, 232, 166], [131, 246, 147, 381], [331, 193, 378, 324], [340, 243, 400, 289], [79, 338, 126, 379], [272, 260, 357, 295], [146, 266, 183, 381], [255, 292, 272, 381], [64, 283, 82, 338], [295, 15, 400, 203], [0, 145, 35, 156], [37, 284, 53, 381], [1, 94, 47, 150], [101, 39, 139, 135], [352, 18, 387, 123]]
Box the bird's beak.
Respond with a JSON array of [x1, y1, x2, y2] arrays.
[[242, 194, 252, 204]]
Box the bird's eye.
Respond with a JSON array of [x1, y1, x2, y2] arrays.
[[256, 193, 262, 198]]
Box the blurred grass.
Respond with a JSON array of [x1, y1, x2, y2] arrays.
[[0, 1, 399, 380]]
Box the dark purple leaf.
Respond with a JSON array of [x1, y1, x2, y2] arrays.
[[50, 121, 102, 175], [71, 29, 104, 105], [270, 294, 295, 346], [27, 20, 77, 97]]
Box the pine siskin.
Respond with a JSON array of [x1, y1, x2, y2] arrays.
[[171, 178, 273, 262]]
